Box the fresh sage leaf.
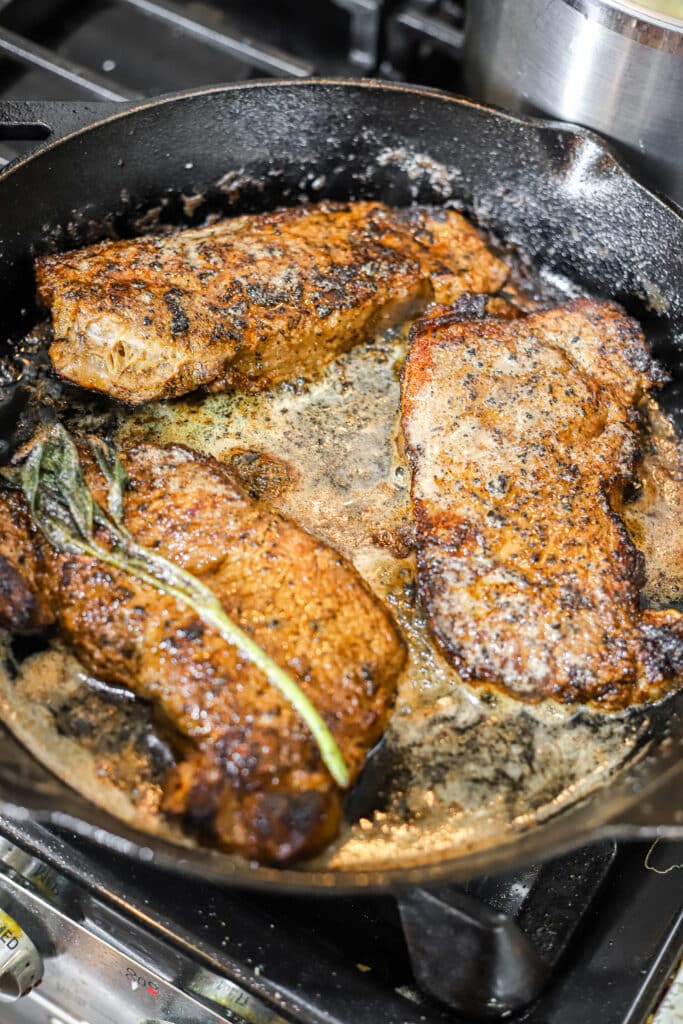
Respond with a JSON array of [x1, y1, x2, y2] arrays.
[[87, 434, 128, 526], [7, 422, 350, 788]]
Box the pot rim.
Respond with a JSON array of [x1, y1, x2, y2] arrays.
[[563, 0, 683, 47]]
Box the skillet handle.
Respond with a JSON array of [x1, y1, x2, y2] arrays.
[[0, 100, 128, 160]]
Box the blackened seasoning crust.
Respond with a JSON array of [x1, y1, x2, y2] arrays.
[[401, 298, 683, 708], [162, 288, 190, 335], [35, 200, 508, 404]]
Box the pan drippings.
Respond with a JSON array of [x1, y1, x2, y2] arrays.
[[0, 295, 679, 870], [117, 325, 668, 869]]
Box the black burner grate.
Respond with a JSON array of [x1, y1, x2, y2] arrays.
[[0, 3, 465, 99], [0, 0, 467, 165]]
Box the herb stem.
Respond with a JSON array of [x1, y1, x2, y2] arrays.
[[8, 426, 350, 789], [88, 537, 350, 788]]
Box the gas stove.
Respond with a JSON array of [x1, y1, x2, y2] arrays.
[[0, 3, 680, 1024], [0, 818, 681, 1024]]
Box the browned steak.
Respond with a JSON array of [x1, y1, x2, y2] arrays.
[[401, 298, 683, 708], [0, 443, 406, 861], [36, 201, 508, 403]]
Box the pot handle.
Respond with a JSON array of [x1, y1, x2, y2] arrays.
[[0, 100, 128, 160]]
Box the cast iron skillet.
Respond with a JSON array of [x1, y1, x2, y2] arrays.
[[0, 80, 680, 893]]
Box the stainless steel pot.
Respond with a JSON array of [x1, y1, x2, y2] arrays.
[[464, 0, 683, 207]]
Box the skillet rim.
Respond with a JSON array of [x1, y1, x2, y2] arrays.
[[1, 75, 682, 218], [0, 78, 681, 891]]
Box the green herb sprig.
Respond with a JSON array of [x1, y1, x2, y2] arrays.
[[4, 424, 350, 787]]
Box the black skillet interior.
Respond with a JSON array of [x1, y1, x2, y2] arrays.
[[0, 80, 681, 891]]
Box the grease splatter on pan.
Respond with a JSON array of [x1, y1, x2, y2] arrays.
[[0, 224, 679, 872]]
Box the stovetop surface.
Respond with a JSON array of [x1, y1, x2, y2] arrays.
[[0, 3, 680, 1023], [0, 0, 466, 164], [0, 817, 681, 1024], [73, 836, 683, 1024]]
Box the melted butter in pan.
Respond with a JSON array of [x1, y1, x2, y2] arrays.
[[0, 638, 187, 841], [111, 327, 664, 870], [118, 328, 413, 573]]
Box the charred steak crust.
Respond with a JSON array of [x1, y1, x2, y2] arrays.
[[401, 298, 683, 708], [36, 201, 508, 404], [0, 443, 406, 862], [0, 492, 53, 633]]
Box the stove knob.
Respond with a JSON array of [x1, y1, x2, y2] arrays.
[[0, 908, 43, 1001]]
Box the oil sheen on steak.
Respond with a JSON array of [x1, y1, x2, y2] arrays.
[[401, 298, 683, 708], [36, 201, 508, 404], [0, 443, 406, 862]]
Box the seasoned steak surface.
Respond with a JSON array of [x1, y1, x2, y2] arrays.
[[36, 201, 508, 403], [0, 443, 405, 862], [401, 299, 683, 707]]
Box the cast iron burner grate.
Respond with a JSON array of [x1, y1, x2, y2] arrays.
[[0, 0, 466, 164]]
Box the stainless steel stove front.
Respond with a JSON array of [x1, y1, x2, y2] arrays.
[[0, 839, 284, 1024]]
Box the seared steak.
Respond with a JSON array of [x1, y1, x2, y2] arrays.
[[401, 299, 683, 707], [36, 201, 508, 403], [0, 443, 405, 861]]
